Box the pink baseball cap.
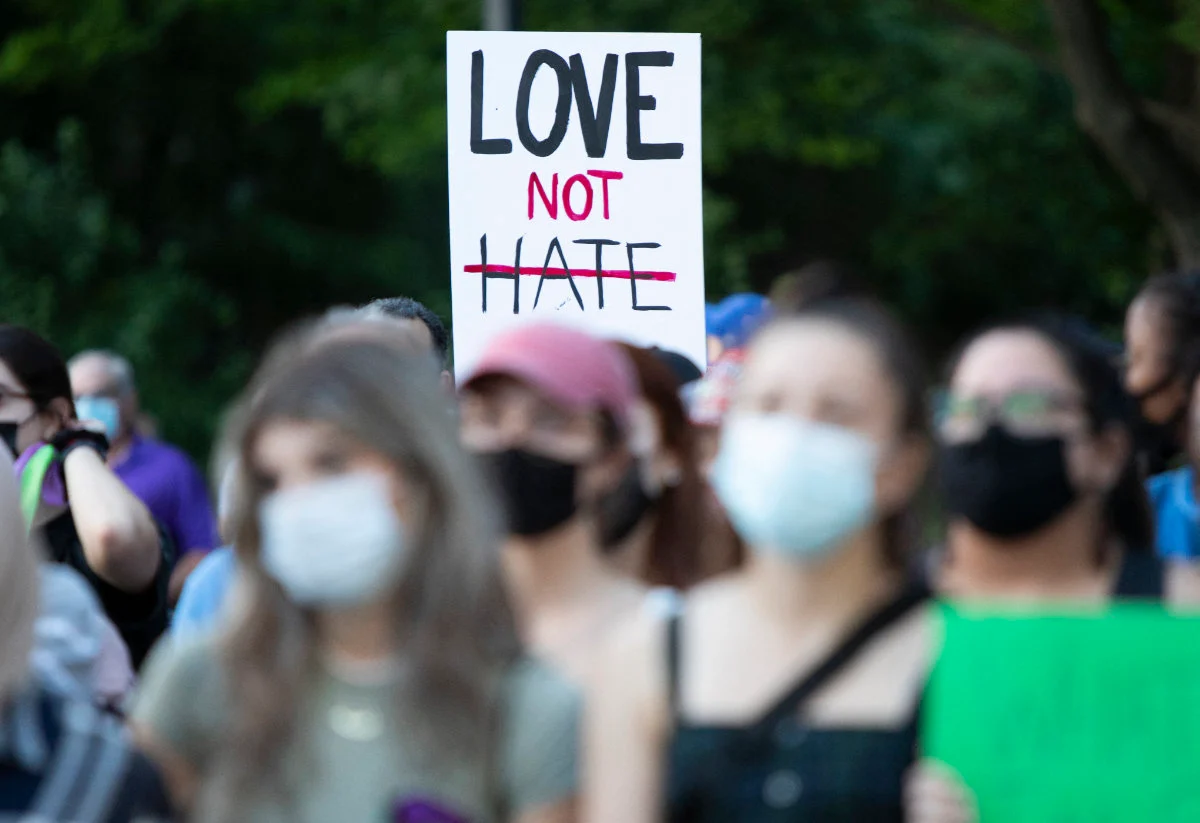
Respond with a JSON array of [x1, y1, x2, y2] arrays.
[[463, 324, 638, 429]]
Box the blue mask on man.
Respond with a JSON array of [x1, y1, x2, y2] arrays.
[[74, 396, 121, 442]]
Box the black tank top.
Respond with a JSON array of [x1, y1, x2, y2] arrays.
[[664, 583, 930, 823]]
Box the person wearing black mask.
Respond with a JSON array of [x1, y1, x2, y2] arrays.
[[459, 323, 649, 685], [934, 314, 1191, 605], [0, 326, 170, 668], [910, 315, 1200, 822], [1124, 270, 1200, 476]]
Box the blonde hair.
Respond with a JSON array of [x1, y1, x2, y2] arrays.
[[206, 323, 519, 819], [0, 446, 40, 701]]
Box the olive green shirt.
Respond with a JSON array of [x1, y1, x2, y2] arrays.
[[132, 638, 579, 823]]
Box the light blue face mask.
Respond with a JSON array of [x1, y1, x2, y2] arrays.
[[74, 396, 121, 442], [710, 412, 879, 561]]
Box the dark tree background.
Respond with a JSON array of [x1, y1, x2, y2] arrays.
[[0, 0, 1195, 462]]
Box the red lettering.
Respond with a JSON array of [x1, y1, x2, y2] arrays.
[[527, 172, 558, 219], [563, 174, 594, 222], [586, 170, 623, 220]]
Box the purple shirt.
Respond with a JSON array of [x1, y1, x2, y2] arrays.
[[114, 435, 217, 557]]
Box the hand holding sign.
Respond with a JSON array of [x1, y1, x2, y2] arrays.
[[447, 31, 705, 380]]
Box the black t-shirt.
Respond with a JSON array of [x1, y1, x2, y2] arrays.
[[41, 511, 173, 669]]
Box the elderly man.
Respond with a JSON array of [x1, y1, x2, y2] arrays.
[[68, 351, 218, 602]]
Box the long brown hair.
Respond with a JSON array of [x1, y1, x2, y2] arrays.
[[208, 323, 520, 818], [616, 344, 715, 588]]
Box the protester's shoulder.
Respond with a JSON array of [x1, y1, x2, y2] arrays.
[[1148, 466, 1189, 506], [500, 657, 581, 810], [131, 635, 227, 759], [186, 546, 237, 591], [172, 548, 237, 639], [134, 634, 225, 713], [502, 656, 580, 722], [145, 633, 222, 681], [38, 561, 103, 617]]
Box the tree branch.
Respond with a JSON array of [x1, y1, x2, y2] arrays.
[[1047, 0, 1200, 265], [1143, 101, 1200, 143]]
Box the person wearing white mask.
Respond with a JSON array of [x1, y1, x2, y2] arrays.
[[170, 306, 438, 643], [585, 299, 933, 823], [131, 329, 579, 823]]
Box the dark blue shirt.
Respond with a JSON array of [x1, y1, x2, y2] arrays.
[[0, 680, 173, 821]]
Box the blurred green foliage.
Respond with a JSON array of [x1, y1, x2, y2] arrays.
[[0, 0, 1193, 464]]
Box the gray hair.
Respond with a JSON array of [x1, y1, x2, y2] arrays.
[[68, 350, 136, 396]]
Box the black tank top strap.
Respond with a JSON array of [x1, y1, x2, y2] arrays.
[[666, 609, 683, 718], [755, 581, 932, 732], [1112, 550, 1166, 600]]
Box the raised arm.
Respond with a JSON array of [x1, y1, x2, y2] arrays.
[[63, 442, 162, 591]]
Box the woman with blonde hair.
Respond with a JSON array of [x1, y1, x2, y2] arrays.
[[132, 328, 579, 823]]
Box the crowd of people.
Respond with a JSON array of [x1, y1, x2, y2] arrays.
[[2, 268, 1200, 821]]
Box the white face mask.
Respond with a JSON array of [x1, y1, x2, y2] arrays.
[[258, 472, 408, 608], [711, 413, 878, 561]]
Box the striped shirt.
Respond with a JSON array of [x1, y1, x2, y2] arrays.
[[0, 681, 173, 822]]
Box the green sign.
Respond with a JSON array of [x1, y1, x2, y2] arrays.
[[923, 604, 1200, 822]]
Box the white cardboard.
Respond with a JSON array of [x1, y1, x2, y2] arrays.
[[446, 31, 705, 379]]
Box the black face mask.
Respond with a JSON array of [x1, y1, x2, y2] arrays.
[[479, 448, 580, 538], [597, 461, 658, 552], [0, 421, 18, 460], [938, 424, 1078, 539]]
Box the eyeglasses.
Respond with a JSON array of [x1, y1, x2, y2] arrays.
[[934, 388, 1084, 440]]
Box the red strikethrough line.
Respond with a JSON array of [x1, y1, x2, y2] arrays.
[[463, 264, 677, 283]]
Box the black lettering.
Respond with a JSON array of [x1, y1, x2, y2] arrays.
[[574, 238, 619, 309], [516, 50, 573, 157], [471, 51, 512, 154], [627, 242, 669, 311], [479, 235, 520, 314], [625, 52, 684, 161], [569, 53, 618, 159], [534, 238, 584, 310]]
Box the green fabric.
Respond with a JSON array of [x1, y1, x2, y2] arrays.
[[133, 638, 580, 823], [923, 604, 1200, 822], [19, 445, 57, 530]]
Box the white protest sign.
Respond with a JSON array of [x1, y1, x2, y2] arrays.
[[446, 31, 705, 379]]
